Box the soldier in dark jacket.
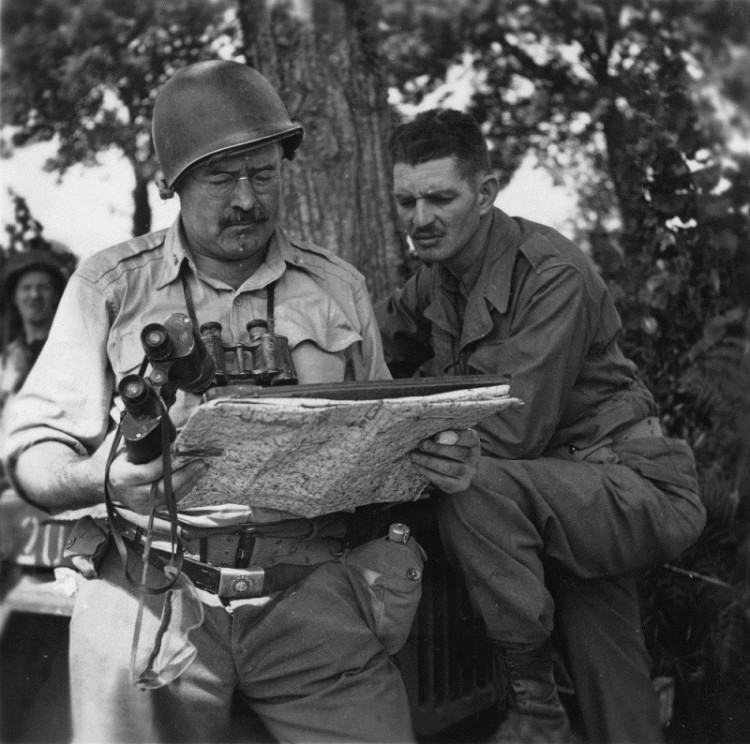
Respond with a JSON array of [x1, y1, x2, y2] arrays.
[[376, 108, 706, 743]]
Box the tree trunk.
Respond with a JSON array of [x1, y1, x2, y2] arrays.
[[601, 108, 647, 254], [132, 167, 152, 238], [236, 0, 407, 300]]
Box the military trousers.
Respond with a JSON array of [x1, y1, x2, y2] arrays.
[[69, 547, 414, 744], [434, 436, 705, 743]]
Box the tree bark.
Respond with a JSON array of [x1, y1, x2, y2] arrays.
[[236, 0, 407, 299], [132, 168, 153, 238]]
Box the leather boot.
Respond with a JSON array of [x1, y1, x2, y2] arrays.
[[491, 639, 571, 744]]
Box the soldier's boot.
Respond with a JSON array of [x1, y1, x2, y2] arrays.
[[491, 639, 571, 744]]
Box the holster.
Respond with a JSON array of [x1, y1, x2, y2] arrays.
[[63, 516, 111, 578]]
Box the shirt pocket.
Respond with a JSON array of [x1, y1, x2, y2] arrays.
[[109, 328, 146, 378]]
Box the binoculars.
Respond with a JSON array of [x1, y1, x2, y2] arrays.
[[200, 318, 297, 387], [118, 374, 176, 464], [141, 314, 216, 399], [138, 312, 298, 393], [119, 313, 298, 462]]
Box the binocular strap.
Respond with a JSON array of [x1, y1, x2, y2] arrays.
[[104, 360, 185, 598], [180, 264, 277, 334]]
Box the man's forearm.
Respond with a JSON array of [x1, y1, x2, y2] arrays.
[[14, 441, 104, 512]]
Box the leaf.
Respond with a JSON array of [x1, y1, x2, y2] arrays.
[[697, 194, 733, 219]]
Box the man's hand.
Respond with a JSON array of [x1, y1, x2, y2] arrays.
[[410, 428, 480, 494], [92, 432, 208, 514], [13, 433, 206, 515]]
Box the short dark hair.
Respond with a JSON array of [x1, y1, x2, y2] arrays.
[[388, 109, 491, 182]]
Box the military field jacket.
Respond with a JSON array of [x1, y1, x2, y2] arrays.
[[376, 207, 658, 460]]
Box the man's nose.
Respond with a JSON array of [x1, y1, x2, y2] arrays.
[[231, 176, 256, 209], [412, 200, 433, 227]]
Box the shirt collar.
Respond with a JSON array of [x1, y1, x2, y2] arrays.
[[156, 217, 306, 291], [157, 218, 192, 289], [433, 208, 519, 310]]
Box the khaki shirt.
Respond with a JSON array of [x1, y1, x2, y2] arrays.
[[4, 218, 389, 526], [376, 207, 658, 460]]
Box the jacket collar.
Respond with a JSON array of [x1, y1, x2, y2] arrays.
[[425, 208, 520, 347]]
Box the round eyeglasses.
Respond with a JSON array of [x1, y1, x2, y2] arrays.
[[193, 170, 279, 199]]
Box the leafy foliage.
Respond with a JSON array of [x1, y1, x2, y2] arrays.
[[377, 0, 750, 737], [641, 307, 750, 740], [1, 0, 749, 736], [0, 0, 238, 236], [1, 191, 78, 277]]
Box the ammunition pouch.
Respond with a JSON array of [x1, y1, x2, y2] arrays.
[[342, 533, 427, 655], [63, 516, 111, 578]]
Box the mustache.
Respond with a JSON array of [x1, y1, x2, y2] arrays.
[[411, 229, 443, 239], [222, 207, 269, 228]]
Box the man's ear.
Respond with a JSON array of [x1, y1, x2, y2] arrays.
[[477, 173, 501, 215]]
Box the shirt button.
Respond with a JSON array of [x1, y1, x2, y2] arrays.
[[233, 298, 241, 305]]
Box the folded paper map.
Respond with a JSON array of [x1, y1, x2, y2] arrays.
[[173, 384, 521, 517]]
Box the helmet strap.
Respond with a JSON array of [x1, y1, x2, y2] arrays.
[[157, 178, 175, 200]]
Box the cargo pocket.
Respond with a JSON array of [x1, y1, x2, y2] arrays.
[[614, 437, 699, 493], [342, 531, 427, 655]]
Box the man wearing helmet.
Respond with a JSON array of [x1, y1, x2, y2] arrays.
[[3, 61, 480, 743], [0, 250, 66, 412], [0, 249, 67, 554]]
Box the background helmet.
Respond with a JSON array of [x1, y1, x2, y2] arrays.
[[0, 250, 67, 305], [152, 60, 304, 198], [0, 249, 68, 353]]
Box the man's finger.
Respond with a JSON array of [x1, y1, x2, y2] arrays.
[[152, 460, 208, 503], [433, 428, 478, 446], [173, 460, 209, 501], [411, 450, 465, 475], [411, 461, 471, 494], [420, 429, 479, 459], [435, 430, 460, 445]]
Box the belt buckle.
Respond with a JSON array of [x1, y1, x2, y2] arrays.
[[217, 566, 265, 599]]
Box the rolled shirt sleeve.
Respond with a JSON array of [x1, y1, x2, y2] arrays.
[[3, 223, 392, 512]]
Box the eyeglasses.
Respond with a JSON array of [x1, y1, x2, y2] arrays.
[[192, 170, 279, 199]]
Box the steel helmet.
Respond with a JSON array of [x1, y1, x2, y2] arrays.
[[152, 60, 304, 198], [0, 249, 68, 353]]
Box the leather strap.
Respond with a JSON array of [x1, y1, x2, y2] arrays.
[[180, 263, 276, 335], [126, 537, 324, 599]]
